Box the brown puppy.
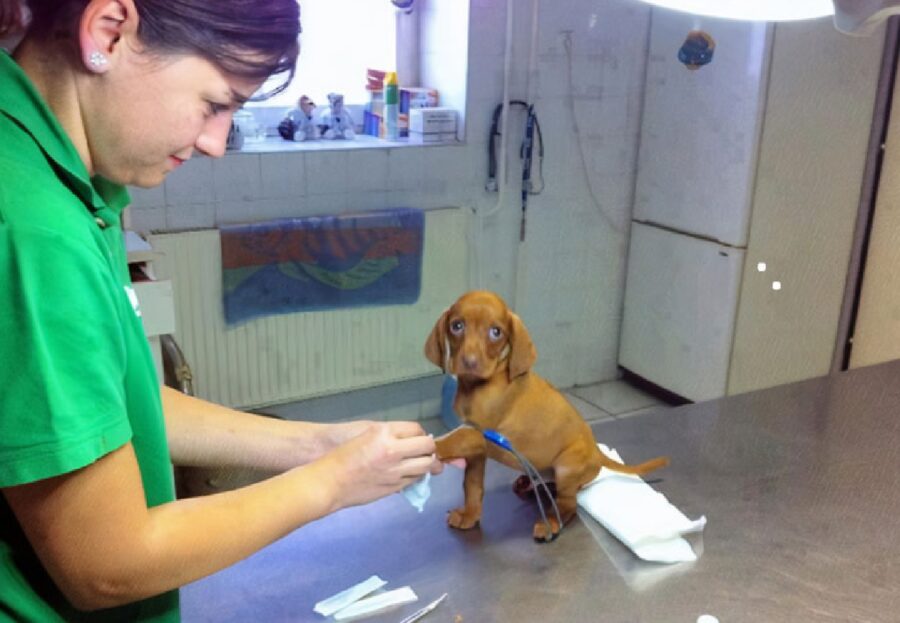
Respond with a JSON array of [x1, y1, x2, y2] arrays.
[[426, 290, 669, 542]]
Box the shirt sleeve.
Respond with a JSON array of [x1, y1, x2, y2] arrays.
[[0, 222, 133, 486]]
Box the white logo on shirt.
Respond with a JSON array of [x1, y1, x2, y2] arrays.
[[124, 285, 142, 317]]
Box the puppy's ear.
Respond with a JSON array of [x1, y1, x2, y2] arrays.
[[508, 312, 536, 379], [424, 308, 451, 372]]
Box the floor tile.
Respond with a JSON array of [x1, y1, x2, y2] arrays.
[[570, 380, 666, 416], [564, 391, 615, 423], [616, 405, 667, 419]]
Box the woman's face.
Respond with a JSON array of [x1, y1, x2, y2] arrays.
[[79, 44, 263, 188]]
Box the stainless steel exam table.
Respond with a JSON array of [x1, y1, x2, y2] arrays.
[[181, 360, 900, 622]]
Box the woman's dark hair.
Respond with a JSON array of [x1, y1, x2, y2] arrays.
[[2, 0, 301, 99], [0, 0, 25, 38]]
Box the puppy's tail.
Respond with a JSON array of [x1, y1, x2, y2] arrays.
[[596, 447, 670, 476]]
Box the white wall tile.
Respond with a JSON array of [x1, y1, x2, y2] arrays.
[[213, 154, 262, 202], [301, 193, 350, 216], [577, 329, 621, 387], [387, 147, 426, 191], [128, 184, 166, 209], [345, 191, 392, 212], [422, 145, 471, 185], [165, 202, 216, 231], [305, 151, 350, 195], [345, 150, 389, 193], [216, 199, 298, 225], [260, 152, 306, 199], [517, 283, 558, 328], [126, 206, 167, 233], [466, 5, 506, 59], [164, 157, 214, 206]]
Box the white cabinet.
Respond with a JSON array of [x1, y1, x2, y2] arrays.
[[127, 231, 176, 383], [619, 10, 883, 401], [132, 279, 176, 383], [620, 223, 744, 402]]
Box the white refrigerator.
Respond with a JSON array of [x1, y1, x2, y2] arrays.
[[618, 11, 771, 402]]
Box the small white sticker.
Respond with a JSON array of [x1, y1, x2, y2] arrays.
[[124, 285, 142, 317]]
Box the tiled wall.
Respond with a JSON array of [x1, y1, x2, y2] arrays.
[[127, 0, 651, 390]]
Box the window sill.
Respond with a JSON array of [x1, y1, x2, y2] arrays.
[[228, 134, 460, 155]]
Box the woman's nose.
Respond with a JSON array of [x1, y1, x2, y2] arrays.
[[195, 113, 233, 158]]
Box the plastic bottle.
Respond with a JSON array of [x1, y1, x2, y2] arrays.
[[384, 71, 399, 140]]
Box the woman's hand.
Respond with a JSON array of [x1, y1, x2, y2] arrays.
[[319, 420, 444, 476], [320, 421, 442, 510], [318, 419, 378, 449]]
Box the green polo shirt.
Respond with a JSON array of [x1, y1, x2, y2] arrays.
[[0, 52, 178, 621]]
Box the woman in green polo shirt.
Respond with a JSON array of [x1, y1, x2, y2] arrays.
[[0, 2, 442, 621]]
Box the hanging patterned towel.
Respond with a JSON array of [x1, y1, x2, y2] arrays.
[[220, 208, 424, 324]]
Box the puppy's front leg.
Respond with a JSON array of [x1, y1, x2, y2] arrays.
[[435, 427, 487, 530]]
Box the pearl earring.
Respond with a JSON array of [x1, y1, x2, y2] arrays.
[[89, 51, 108, 68]]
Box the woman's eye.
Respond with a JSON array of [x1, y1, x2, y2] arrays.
[[450, 320, 465, 336], [206, 101, 230, 117], [489, 327, 503, 341]]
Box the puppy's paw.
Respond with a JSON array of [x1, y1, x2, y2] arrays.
[[447, 507, 481, 530], [512, 475, 533, 499], [532, 518, 561, 543]]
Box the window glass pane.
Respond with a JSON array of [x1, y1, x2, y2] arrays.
[[253, 0, 397, 107]]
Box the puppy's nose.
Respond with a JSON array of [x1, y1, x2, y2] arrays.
[[461, 354, 479, 371]]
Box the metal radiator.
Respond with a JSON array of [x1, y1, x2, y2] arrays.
[[148, 207, 469, 409]]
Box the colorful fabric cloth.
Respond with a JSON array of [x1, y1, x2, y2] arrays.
[[220, 209, 424, 324]]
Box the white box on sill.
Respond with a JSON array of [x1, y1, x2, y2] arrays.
[[409, 107, 457, 134]]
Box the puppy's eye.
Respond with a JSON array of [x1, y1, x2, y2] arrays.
[[488, 326, 503, 341], [450, 320, 465, 336]]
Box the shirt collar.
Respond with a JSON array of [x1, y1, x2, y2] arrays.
[[0, 51, 130, 219]]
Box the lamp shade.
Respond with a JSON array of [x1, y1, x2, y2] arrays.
[[633, 0, 834, 22], [833, 0, 900, 33]]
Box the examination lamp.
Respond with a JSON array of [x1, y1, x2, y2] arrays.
[[632, 0, 900, 34]]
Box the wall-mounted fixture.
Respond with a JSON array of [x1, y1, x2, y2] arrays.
[[632, 1, 900, 34], [390, 0, 415, 14], [677, 30, 715, 69]]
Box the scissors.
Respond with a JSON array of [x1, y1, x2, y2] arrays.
[[397, 593, 448, 623]]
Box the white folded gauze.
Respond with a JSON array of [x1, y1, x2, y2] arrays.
[[313, 575, 386, 617], [576, 444, 706, 564], [333, 587, 418, 621], [402, 472, 431, 513]]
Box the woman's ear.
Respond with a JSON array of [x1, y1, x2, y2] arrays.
[[424, 308, 451, 372], [78, 0, 138, 74], [508, 312, 536, 379], [0, 1, 26, 39]]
